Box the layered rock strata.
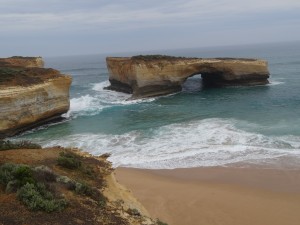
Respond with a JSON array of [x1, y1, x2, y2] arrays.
[[0, 57, 71, 138], [106, 56, 270, 98]]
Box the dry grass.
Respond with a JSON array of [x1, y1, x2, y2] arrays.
[[0, 67, 60, 87], [0, 147, 129, 225]]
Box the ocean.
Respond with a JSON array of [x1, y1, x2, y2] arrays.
[[13, 41, 300, 169]]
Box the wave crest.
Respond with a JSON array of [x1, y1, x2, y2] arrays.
[[36, 118, 300, 169]]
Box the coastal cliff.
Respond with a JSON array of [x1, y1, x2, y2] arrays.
[[0, 57, 71, 138], [106, 55, 270, 98]]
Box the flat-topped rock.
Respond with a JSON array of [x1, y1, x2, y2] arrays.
[[106, 55, 270, 98], [0, 56, 44, 68], [0, 57, 71, 138]]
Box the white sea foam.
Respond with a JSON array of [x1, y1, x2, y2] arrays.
[[64, 95, 106, 118], [91, 81, 111, 92], [39, 118, 300, 169], [92, 81, 156, 104], [268, 80, 285, 86], [64, 81, 156, 118]]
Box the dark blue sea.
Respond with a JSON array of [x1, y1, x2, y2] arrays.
[[14, 42, 300, 169]]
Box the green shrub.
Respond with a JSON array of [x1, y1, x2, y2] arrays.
[[98, 199, 106, 208], [35, 183, 54, 200], [57, 175, 107, 205], [74, 181, 106, 204], [127, 208, 141, 216], [0, 163, 16, 185], [57, 151, 82, 169], [17, 183, 67, 212], [156, 219, 168, 225], [0, 163, 67, 213], [13, 165, 35, 186], [75, 182, 100, 199], [0, 140, 41, 151], [56, 175, 79, 192], [0, 163, 35, 188], [80, 165, 96, 177]]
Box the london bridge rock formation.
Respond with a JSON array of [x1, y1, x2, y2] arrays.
[[106, 55, 270, 98], [0, 57, 72, 138]]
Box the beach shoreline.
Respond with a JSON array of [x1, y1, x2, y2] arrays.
[[116, 166, 300, 225]]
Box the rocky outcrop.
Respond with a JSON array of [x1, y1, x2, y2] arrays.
[[0, 57, 71, 138], [106, 55, 270, 98], [0, 56, 44, 68]]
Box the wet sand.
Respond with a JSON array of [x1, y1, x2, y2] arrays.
[[115, 166, 300, 225]]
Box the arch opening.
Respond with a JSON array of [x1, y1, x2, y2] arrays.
[[182, 74, 203, 92]]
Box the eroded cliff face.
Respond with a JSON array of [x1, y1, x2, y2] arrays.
[[0, 57, 71, 138], [106, 56, 270, 98], [0, 56, 44, 68], [0, 76, 71, 138]]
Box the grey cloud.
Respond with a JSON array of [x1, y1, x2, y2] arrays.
[[1, 0, 300, 32], [0, 0, 300, 56]]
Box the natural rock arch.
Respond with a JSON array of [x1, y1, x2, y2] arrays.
[[106, 56, 270, 98]]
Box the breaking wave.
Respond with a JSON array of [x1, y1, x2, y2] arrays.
[[64, 81, 155, 118], [36, 118, 300, 169]]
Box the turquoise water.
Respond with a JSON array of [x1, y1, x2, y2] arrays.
[[14, 42, 300, 168]]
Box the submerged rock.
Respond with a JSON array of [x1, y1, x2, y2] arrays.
[[0, 57, 71, 138], [106, 55, 270, 98]]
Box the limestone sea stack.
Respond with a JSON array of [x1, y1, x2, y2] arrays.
[[0, 57, 72, 138], [106, 55, 270, 98]]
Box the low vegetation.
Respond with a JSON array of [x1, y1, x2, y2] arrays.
[[132, 54, 189, 60], [18, 182, 67, 212], [0, 163, 67, 212], [0, 146, 166, 224], [127, 208, 141, 216], [0, 149, 108, 214], [0, 140, 42, 151], [57, 151, 82, 169], [156, 219, 169, 225], [0, 66, 59, 86]]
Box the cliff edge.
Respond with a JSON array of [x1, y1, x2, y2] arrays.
[[0, 144, 160, 225], [0, 57, 71, 138], [106, 55, 270, 98]]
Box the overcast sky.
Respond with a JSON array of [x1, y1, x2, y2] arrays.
[[1, 0, 300, 57]]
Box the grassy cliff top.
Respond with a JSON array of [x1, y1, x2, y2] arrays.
[[9, 56, 42, 59], [131, 55, 190, 60], [130, 55, 258, 61], [0, 67, 62, 87]]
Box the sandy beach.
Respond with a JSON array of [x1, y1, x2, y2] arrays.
[[116, 166, 300, 225]]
